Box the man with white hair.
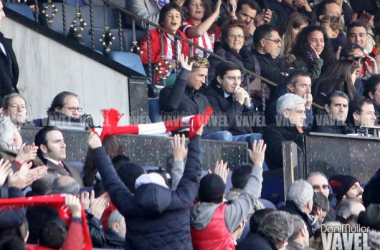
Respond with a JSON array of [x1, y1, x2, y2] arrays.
[[262, 93, 307, 170], [284, 179, 315, 237]]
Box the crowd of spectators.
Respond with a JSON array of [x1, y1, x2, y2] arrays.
[[2, 0, 380, 249]]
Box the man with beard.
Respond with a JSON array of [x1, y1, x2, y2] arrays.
[[329, 175, 363, 204]]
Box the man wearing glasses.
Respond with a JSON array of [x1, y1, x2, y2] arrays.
[[252, 24, 292, 101], [307, 172, 337, 222], [37, 91, 93, 130]]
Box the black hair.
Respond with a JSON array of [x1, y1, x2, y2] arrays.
[[249, 208, 275, 234], [34, 126, 60, 162], [287, 70, 310, 86], [347, 21, 368, 36], [158, 3, 183, 27], [215, 62, 242, 80], [47, 91, 79, 115], [363, 74, 380, 99], [0, 236, 25, 250], [39, 219, 68, 249], [231, 164, 252, 190], [316, 0, 339, 18], [325, 91, 350, 106], [312, 192, 329, 216], [236, 0, 262, 14], [253, 24, 278, 49], [340, 43, 363, 58]]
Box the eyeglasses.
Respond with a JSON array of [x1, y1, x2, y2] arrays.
[[241, 12, 255, 21], [264, 38, 282, 44], [349, 55, 366, 61], [63, 107, 82, 112], [228, 34, 244, 39]]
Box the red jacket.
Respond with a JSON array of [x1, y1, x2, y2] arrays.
[[139, 28, 190, 65], [191, 204, 235, 250]]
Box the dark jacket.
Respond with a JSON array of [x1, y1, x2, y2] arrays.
[[292, 57, 323, 81], [262, 123, 305, 170], [0, 32, 19, 104], [252, 50, 292, 101], [94, 135, 202, 250], [209, 43, 260, 84], [236, 232, 277, 250], [270, 0, 316, 28], [330, 33, 346, 53], [0, 186, 25, 231], [159, 69, 218, 135], [203, 81, 253, 135], [42, 159, 84, 187], [284, 200, 314, 237], [105, 231, 125, 249], [313, 121, 354, 135]]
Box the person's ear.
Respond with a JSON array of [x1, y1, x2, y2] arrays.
[[287, 84, 294, 93], [40, 144, 48, 154], [332, 28, 340, 37], [260, 38, 266, 48], [217, 76, 223, 85], [369, 91, 375, 100], [353, 111, 360, 121], [324, 104, 330, 113], [282, 109, 290, 118]]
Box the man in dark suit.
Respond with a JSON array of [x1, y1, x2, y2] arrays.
[[0, 0, 19, 105], [34, 126, 83, 186]]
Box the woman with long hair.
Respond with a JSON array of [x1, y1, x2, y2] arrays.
[[279, 12, 308, 58], [181, 0, 221, 57], [312, 60, 357, 106], [291, 26, 334, 80], [82, 135, 124, 196]]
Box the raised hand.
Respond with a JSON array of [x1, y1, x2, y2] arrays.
[[226, 0, 237, 18], [247, 139, 267, 168], [212, 160, 229, 184], [178, 53, 193, 71], [365, 56, 378, 74], [88, 132, 102, 149], [171, 134, 188, 161], [256, 9, 272, 26], [66, 194, 82, 218]]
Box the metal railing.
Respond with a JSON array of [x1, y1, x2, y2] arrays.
[[6, 0, 325, 111]]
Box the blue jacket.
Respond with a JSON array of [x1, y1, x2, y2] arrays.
[[94, 135, 202, 250]]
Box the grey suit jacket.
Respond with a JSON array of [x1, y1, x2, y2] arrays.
[[46, 160, 83, 187]]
